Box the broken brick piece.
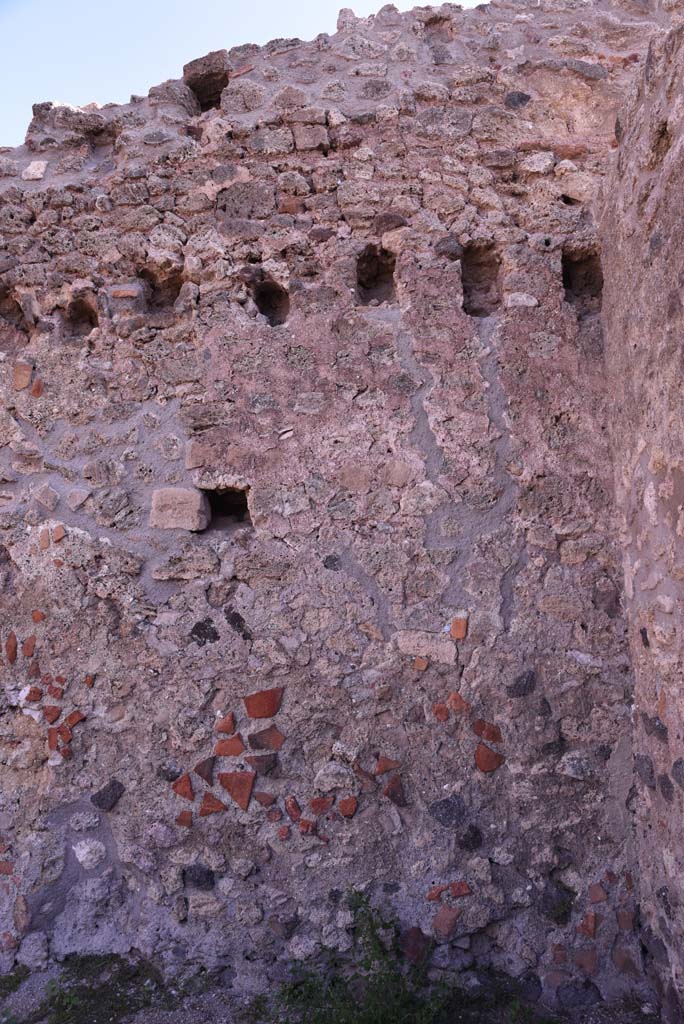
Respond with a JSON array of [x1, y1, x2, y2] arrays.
[[277, 826, 291, 841], [176, 811, 193, 828], [214, 734, 246, 756], [60, 745, 73, 761], [0, 862, 13, 876], [285, 796, 301, 822], [475, 743, 505, 773], [413, 656, 429, 671], [447, 691, 470, 713], [57, 725, 72, 745], [473, 720, 502, 743], [589, 883, 608, 903], [31, 610, 45, 623], [577, 911, 598, 938], [31, 378, 44, 398], [47, 728, 59, 751], [299, 818, 316, 836], [43, 706, 61, 725], [267, 807, 283, 823], [172, 774, 195, 802], [65, 710, 86, 728], [85, 674, 95, 688], [6, 632, 17, 665], [450, 881, 471, 898], [199, 793, 227, 817], [215, 712, 235, 734], [254, 791, 276, 807], [427, 884, 448, 902], [248, 724, 285, 751], [194, 757, 215, 786], [433, 702, 449, 722], [243, 686, 284, 719], [218, 770, 256, 811], [339, 796, 358, 818], [374, 755, 401, 775], [22, 635, 36, 658], [52, 525, 66, 543], [433, 905, 460, 939], [26, 687, 42, 702], [383, 775, 407, 807], [38, 529, 50, 551], [245, 753, 277, 773], [450, 616, 468, 640], [309, 796, 334, 816]]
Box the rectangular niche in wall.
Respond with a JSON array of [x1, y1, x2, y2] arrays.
[[562, 250, 604, 318], [461, 243, 502, 317], [202, 487, 252, 530]]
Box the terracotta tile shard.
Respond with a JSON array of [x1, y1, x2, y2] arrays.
[[450, 881, 471, 898], [450, 616, 468, 641], [53, 559, 64, 568], [27, 663, 41, 679], [47, 728, 59, 751], [267, 807, 283, 823], [277, 826, 290, 841], [12, 361, 32, 391], [31, 610, 46, 623], [57, 725, 72, 745], [447, 692, 470, 714], [65, 710, 85, 728], [199, 793, 227, 816], [309, 796, 334, 815], [589, 883, 608, 903], [214, 734, 246, 757], [84, 674, 95, 688], [338, 796, 358, 818], [0, 862, 13, 876], [60, 745, 73, 761], [172, 774, 195, 802], [475, 743, 505, 773], [21, 635, 36, 658], [30, 378, 44, 398], [285, 796, 301, 822], [215, 712, 235, 734], [38, 529, 50, 551], [218, 770, 256, 811], [176, 811, 193, 828], [245, 753, 278, 773], [299, 818, 316, 835], [254, 791, 276, 807], [383, 775, 407, 807], [52, 525, 66, 543], [26, 687, 42, 702], [243, 686, 284, 719], [427, 884, 448, 902], [413, 656, 429, 671], [577, 911, 598, 938], [374, 755, 401, 775], [433, 702, 448, 722], [433, 905, 460, 939], [48, 685, 64, 699], [248, 725, 285, 751], [43, 706, 61, 725], [473, 720, 503, 744], [193, 757, 215, 785], [6, 632, 17, 665]]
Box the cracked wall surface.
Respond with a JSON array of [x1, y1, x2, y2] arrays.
[[0, 0, 681, 1017]]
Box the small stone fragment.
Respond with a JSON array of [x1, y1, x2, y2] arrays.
[[21, 160, 48, 181], [383, 775, 407, 807], [91, 779, 125, 812]]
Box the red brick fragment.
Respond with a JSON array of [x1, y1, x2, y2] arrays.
[[27, 662, 41, 679], [85, 674, 95, 688], [427, 884, 448, 902], [383, 775, 407, 807], [172, 774, 195, 802], [65, 710, 85, 728], [31, 378, 44, 398], [339, 796, 358, 818], [248, 725, 285, 751], [254, 791, 276, 807], [475, 743, 505, 773], [309, 796, 334, 815], [285, 796, 301, 822], [26, 687, 42, 702], [218, 770, 255, 811], [245, 753, 278, 773], [450, 881, 471, 898], [55, 675, 66, 684], [38, 528, 50, 551], [413, 656, 429, 671], [60, 745, 73, 760], [214, 734, 245, 756], [193, 757, 215, 785], [243, 687, 284, 719], [0, 862, 13, 876], [299, 818, 316, 836], [31, 610, 45, 623], [47, 728, 59, 751], [577, 911, 598, 938], [447, 691, 471, 714], [473, 720, 502, 743], [277, 826, 290, 841], [433, 703, 448, 722], [267, 807, 283, 823], [21, 636, 36, 658], [374, 755, 401, 775], [176, 811, 193, 828], [52, 525, 66, 543], [6, 632, 17, 665], [48, 685, 64, 699], [433, 905, 460, 939], [57, 725, 72, 745], [450, 616, 468, 640], [589, 883, 608, 903], [43, 706, 61, 724], [574, 948, 598, 976], [215, 712, 235, 734], [53, 559, 64, 568], [199, 793, 227, 817]]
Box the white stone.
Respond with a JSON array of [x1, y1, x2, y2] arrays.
[[149, 487, 210, 531], [519, 151, 555, 175], [73, 838, 107, 870], [21, 160, 48, 181], [505, 292, 539, 308]]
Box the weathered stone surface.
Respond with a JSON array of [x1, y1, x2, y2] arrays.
[[1, 0, 681, 1017]]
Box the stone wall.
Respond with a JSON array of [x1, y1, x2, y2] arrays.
[[601, 21, 684, 1022], [0, 0, 677, 1015]]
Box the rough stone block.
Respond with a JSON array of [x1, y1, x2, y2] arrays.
[[149, 488, 210, 531]]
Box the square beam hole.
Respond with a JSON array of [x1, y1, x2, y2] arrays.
[[203, 487, 252, 530]]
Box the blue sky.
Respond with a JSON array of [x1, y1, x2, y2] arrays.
[[0, 0, 478, 149]]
